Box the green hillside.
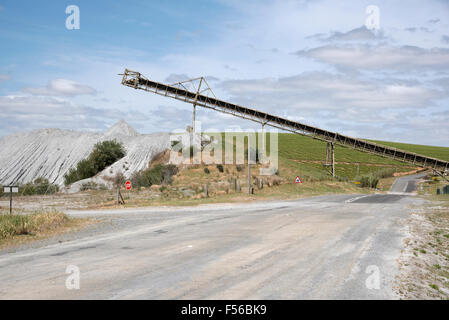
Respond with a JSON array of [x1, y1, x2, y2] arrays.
[[372, 140, 449, 162], [206, 132, 448, 181], [277, 133, 420, 181]]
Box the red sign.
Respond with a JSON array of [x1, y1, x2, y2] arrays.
[[295, 176, 302, 184], [125, 180, 132, 190]]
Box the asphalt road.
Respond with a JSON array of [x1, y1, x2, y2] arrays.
[[0, 174, 426, 299]]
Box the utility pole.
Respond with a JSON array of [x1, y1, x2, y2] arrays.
[[261, 123, 265, 160], [331, 142, 335, 177], [248, 139, 251, 194], [326, 142, 335, 177], [192, 78, 203, 133]]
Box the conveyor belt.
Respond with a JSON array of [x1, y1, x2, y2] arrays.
[[121, 69, 449, 173]]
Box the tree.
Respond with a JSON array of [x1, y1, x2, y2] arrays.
[[63, 140, 126, 186], [88, 140, 125, 172]]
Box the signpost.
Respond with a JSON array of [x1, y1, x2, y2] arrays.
[[3, 186, 19, 215], [294, 176, 302, 198], [125, 180, 132, 204]]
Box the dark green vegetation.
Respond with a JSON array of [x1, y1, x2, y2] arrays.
[[0, 178, 59, 196], [64, 140, 125, 185], [131, 164, 178, 188], [21, 178, 59, 195]]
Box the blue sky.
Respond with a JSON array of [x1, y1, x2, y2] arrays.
[[0, 0, 448, 146]]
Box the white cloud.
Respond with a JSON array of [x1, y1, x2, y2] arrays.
[[308, 26, 386, 42], [296, 44, 449, 70], [24, 79, 97, 97], [0, 95, 149, 136], [220, 72, 444, 110]]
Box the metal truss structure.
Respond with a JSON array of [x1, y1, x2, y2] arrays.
[[121, 69, 449, 174]]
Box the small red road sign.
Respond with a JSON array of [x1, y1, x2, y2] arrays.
[[295, 176, 302, 184], [125, 180, 132, 190]]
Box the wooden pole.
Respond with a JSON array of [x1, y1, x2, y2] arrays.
[[331, 143, 335, 177], [248, 140, 251, 194]]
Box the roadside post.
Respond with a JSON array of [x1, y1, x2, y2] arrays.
[[295, 176, 302, 198], [125, 180, 132, 204], [3, 186, 19, 215]]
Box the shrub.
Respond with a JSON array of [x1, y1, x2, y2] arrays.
[[112, 172, 125, 188], [89, 140, 126, 172], [21, 178, 59, 195], [358, 176, 379, 188], [375, 168, 396, 179], [204, 167, 210, 174], [216, 164, 224, 173], [63, 140, 125, 185], [131, 164, 178, 188], [80, 182, 108, 191]]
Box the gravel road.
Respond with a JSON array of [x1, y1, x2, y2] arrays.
[[0, 174, 427, 299]]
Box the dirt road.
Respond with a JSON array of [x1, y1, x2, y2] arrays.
[[0, 174, 426, 299]]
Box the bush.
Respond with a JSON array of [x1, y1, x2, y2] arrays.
[[89, 140, 126, 172], [358, 176, 379, 188], [80, 182, 107, 191], [375, 168, 395, 179], [64, 140, 125, 185], [216, 164, 224, 173], [112, 172, 125, 188], [356, 168, 394, 188], [21, 178, 59, 195], [204, 167, 210, 174], [131, 164, 178, 188]]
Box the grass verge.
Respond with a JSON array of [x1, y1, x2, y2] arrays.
[[395, 179, 449, 299], [0, 211, 93, 249]]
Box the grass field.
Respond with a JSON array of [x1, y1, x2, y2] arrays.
[[231, 133, 444, 181], [150, 132, 448, 206], [373, 140, 449, 162]]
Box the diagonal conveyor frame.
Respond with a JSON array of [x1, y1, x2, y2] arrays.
[[120, 69, 449, 174]]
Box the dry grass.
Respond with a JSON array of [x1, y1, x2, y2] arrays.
[[378, 176, 397, 192], [0, 211, 93, 248]]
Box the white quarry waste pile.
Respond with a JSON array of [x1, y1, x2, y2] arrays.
[[0, 120, 171, 190]]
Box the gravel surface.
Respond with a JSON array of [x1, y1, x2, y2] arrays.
[[0, 174, 428, 299]]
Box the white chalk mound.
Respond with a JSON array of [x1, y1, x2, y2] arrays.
[[0, 120, 171, 188]]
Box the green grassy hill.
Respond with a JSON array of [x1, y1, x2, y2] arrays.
[[372, 140, 449, 161], [277, 134, 449, 181], [163, 132, 448, 203], [201, 132, 448, 182]]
